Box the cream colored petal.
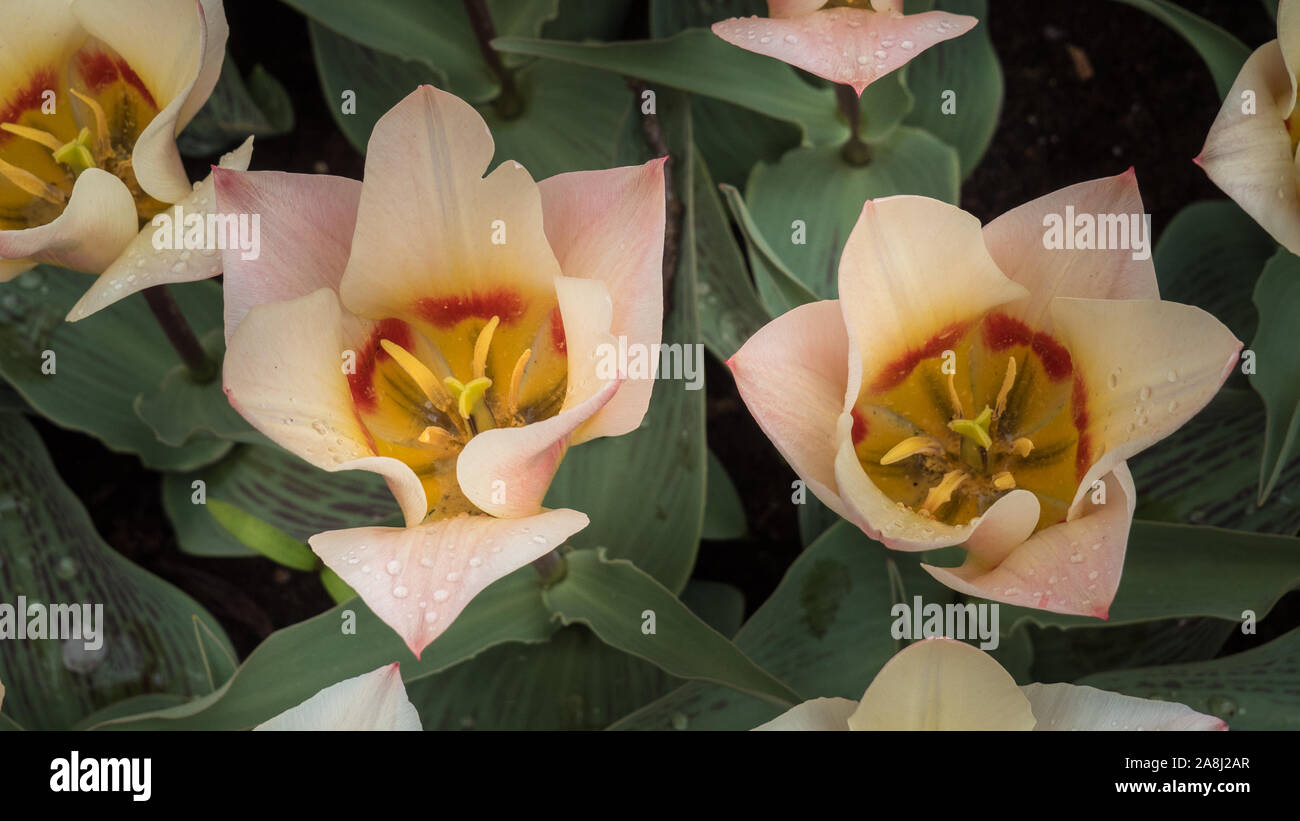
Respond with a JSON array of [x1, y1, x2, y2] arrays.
[[753, 697, 856, 730], [0, 168, 136, 274], [1023, 682, 1228, 731], [254, 664, 421, 731]]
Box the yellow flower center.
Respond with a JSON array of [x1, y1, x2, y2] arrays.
[[851, 312, 1088, 532]]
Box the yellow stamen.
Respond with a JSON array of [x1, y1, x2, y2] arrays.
[[880, 435, 942, 466], [946, 371, 964, 419], [1011, 437, 1035, 458], [417, 425, 456, 446], [0, 122, 63, 152], [472, 315, 500, 380], [921, 469, 968, 514], [51, 127, 96, 174], [0, 156, 65, 205], [444, 376, 493, 420], [992, 471, 1017, 490], [69, 88, 111, 157], [507, 347, 531, 416], [380, 338, 451, 411], [995, 356, 1017, 418], [948, 406, 993, 450]]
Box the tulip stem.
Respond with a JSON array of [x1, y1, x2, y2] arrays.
[[531, 548, 567, 586], [836, 84, 872, 167], [143, 285, 216, 383], [463, 0, 524, 119]]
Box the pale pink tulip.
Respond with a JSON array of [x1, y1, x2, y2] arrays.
[[729, 172, 1241, 618], [255, 664, 421, 731], [711, 0, 976, 95], [219, 86, 664, 658], [756, 638, 1227, 730]]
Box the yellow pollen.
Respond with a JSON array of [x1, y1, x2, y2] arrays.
[[444, 375, 493, 420], [922, 469, 968, 514], [507, 347, 531, 416], [880, 435, 942, 466], [946, 370, 964, 418], [995, 355, 1017, 418], [379, 338, 452, 411], [992, 471, 1017, 490], [948, 405, 993, 450], [0, 156, 66, 204], [472, 315, 500, 381], [69, 88, 111, 157], [1011, 437, 1035, 458]]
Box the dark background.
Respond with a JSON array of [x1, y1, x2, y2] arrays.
[[35, 0, 1282, 657]]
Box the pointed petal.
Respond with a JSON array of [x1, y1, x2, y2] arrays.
[[981, 171, 1160, 332], [1198, 42, 1300, 255], [1051, 298, 1241, 512], [72, 0, 228, 203], [728, 300, 853, 520], [457, 376, 621, 519], [712, 9, 977, 95], [309, 509, 589, 658], [209, 167, 362, 341], [923, 466, 1135, 618], [537, 160, 665, 442], [339, 86, 561, 321], [65, 137, 253, 322], [254, 663, 421, 731], [753, 697, 856, 730], [848, 638, 1036, 730], [1022, 682, 1228, 731], [0, 168, 137, 273]]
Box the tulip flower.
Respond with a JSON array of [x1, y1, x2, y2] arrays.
[[729, 172, 1241, 617], [219, 86, 664, 658], [0, 0, 249, 320], [756, 638, 1227, 730], [711, 0, 977, 95], [255, 664, 421, 731], [1197, 0, 1300, 254]]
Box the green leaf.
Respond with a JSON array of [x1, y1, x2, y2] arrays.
[[206, 499, 319, 571], [613, 521, 959, 730], [901, 0, 1003, 178], [494, 29, 846, 144], [1263, 0, 1280, 20], [542, 550, 800, 706], [691, 96, 802, 191], [649, 0, 766, 37], [703, 451, 747, 541], [1026, 617, 1235, 684], [133, 329, 257, 447], [404, 624, 676, 729], [1155, 200, 1276, 345], [319, 567, 356, 605], [1249, 249, 1300, 503], [0, 269, 231, 471], [797, 494, 841, 547], [980, 520, 1300, 632], [680, 579, 746, 639], [1130, 389, 1300, 534], [177, 56, 295, 156], [88, 569, 555, 730], [160, 472, 255, 559], [0, 413, 236, 730], [1111, 0, 1250, 98], [1079, 625, 1300, 730], [718, 182, 818, 316], [744, 128, 961, 299]]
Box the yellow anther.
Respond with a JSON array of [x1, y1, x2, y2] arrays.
[[379, 338, 451, 410], [921, 469, 968, 515], [995, 355, 1017, 418], [880, 435, 942, 466], [444, 376, 492, 420], [52, 127, 96, 174], [1011, 437, 1035, 458], [507, 347, 531, 416], [992, 471, 1017, 490], [472, 315, 500, 380], [417, 425, 456, 446], [0, 122, 63, 152], [948, 405, 993, 450], [0, 156, 65, 205], [946, 370, 964, 419], [69, 88, 111, 156]]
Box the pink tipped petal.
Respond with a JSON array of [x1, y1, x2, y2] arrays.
[[0, 168, 137, 274], [1022, 683, 1228, 731], [712, 9, 977, 95], [73, 0, 229, 203], [457, 377, 621, 519], [537, 160, 665, 442], [981, 170, 1160, 332], [66, 137, 254, 322], [1198, 42, 1300, 255], [753, 697, 856, 731], [728, 300, 853, 520], [212, 168, 363, 341], [849, 638, 1036, 730], [923, 466, 1136, 618], [767, 0, 829, 18], [254, 663, 421, 731], [309, 509, 589, 658], [1051, 298, 1241, 513], [339, 86, 562, 320]]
